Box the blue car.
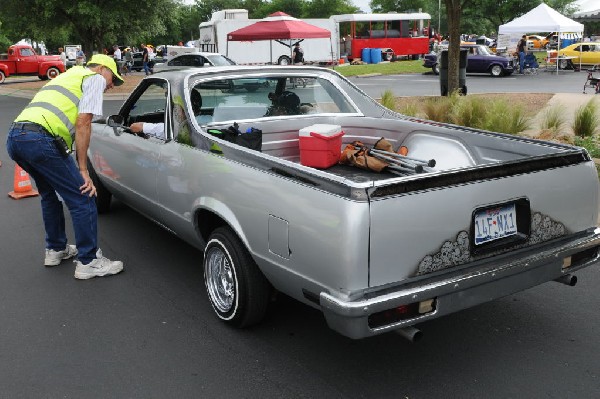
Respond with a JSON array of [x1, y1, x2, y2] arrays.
[[423, 44, 515, 77]]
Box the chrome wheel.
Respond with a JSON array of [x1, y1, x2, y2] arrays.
[[205, 245, 236, 314], [203, 227, 270, 327], [490, 65, 503, 77]]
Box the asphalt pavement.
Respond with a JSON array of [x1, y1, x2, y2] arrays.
[[1, 73, 599, 398]]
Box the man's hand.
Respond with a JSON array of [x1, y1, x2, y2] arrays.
[[129, 122, 144, 134], [79, 169, 96, 197]]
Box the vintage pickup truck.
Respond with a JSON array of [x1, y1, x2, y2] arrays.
[[88, 66, 600, 340], [0, 44, 65, 83]]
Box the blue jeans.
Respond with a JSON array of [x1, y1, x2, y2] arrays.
[[6, 127, 98, 264], [143, 61, 150, 75], [519, 51, 525, 73]]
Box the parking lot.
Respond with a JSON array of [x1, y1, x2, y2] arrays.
[[1, 71, 599, 398]]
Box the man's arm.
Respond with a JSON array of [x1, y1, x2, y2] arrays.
[[75, 113, 96, 197]]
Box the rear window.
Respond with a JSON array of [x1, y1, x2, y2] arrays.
[[189, 75, 356, 124]]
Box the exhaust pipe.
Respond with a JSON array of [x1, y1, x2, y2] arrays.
[[395, 326, 423, 343], [554, 274, 577, 286]]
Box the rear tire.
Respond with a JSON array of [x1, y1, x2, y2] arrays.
[[432, 64, 439, 75], [558, 59, 569, 70], [204, 226, 270, 328], [278, 56, 291, 65]]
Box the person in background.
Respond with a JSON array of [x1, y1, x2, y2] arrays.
[[141, 43, 151, 76], [58, 47, 67, 69], [113, 45, 121, 62], [76, 46, 85, 66], [123, 47, 133, 75], [517, 35, 527, 74], [112, 45, 124, 76], [6, 54, 125, 280], [293, 42, 304, 64]]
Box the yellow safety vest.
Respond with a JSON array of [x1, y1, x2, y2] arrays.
[[14, 66, 98, 149]]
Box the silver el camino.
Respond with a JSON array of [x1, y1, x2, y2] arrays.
[[89, 66, 600, 340]]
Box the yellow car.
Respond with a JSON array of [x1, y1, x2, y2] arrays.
[[526, 35, 549, 49], [558, 42, 600, 67]]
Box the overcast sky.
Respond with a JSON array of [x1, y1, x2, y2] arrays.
[[352, 0, 371, 12]]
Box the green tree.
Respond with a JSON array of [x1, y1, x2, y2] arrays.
[[255, 0, 307, 18], [302, 0, 359, 18], [370, 0, 427, 13], [0, 0, 177, 56]]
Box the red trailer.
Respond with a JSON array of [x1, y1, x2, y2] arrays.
[[332, 13, 431, 61]]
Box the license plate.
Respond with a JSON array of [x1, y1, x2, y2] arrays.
[[473, 203, 518, 246]]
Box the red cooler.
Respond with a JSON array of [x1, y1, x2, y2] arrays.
[[299, 124, 345, 168]]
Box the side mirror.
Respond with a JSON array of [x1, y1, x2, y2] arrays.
[[107, 115, 126, 136]]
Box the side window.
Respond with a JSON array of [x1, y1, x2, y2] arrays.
[[124, 81, 168, 139], [20, 48, 34, 57]]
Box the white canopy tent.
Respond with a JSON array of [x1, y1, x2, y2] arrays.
[[499, 3, 584, 72], [499, 3, 584, 34], [573, 0, 600, 21]]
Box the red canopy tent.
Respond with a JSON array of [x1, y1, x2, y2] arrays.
[[226, 12, 333, 64]]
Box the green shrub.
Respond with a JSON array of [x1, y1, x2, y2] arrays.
[[572, 99, 599, 138], [481, 99, 529, 134], [380, 89, 396, 112], [399, 102, 419, 117], [423, 91, 461, 123], [423, 97, 451, 122], [540, 105, 566, 134], [451, 96, 486, 129]]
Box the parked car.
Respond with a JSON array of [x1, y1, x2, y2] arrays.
[[526, 35, 549, 49], [88, 65, 600, 340], [130, 52, 165, 72], [558, 42, 600, 68], [153, 52, 235, 71], [423, 44, 514, 76]]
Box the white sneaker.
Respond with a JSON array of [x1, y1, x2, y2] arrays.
[[74, 249, 123, 280], [44, 245, 78, 267]]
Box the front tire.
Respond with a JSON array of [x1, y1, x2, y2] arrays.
[[0, 71, 5, 84], [490, 65, 504, 77], [432, 64, 439, 75], [46, 67, 60, 80], [204, 227, 270, 328]]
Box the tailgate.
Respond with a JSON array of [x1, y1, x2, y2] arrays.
[[368, 159, 599, 287]]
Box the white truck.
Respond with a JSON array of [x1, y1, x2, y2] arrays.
[[199, 9, 338, 65]]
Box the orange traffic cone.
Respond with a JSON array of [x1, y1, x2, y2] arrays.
[[8, 164, 39, 199]]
